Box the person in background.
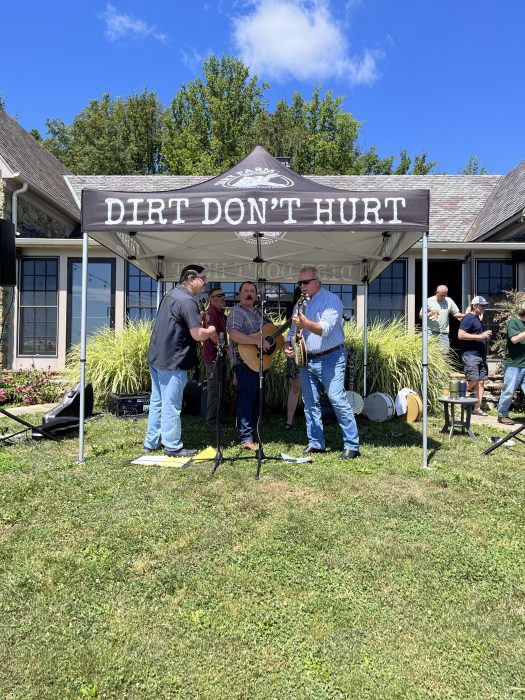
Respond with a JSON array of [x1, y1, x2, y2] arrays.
[[203, 287, 227, 428], [144, 265, 218, 457], [458, 295, 491, 416], [497, 302, 525, 425], [284, 265, 360, 460], [419, 284, 464, 353], [227, 281, 270, 450]]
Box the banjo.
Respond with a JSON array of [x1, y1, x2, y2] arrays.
[[291, 292, 310, 367], [345, 347, 364, 415]]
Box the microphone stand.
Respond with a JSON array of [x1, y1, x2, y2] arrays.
[[210, 333, 226, 474]]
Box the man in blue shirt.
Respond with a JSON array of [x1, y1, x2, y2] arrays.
[[284, 265, 360, 459], [458, 295, 492, 416], [144, 264, 218, 457]]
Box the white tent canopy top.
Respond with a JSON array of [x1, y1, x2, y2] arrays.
[[81, 146, 430, 284]]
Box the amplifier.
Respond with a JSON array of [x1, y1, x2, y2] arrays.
[[108, 392, 151, 418]]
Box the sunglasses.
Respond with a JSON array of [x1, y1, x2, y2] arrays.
[[298, 278, 317, 286], [211, 293, 225, 299]]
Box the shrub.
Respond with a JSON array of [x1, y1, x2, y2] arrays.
[[63, 320, 153, 404], [492, 289, 525, 359], [0, 367, 62, 406], [64, 317, 452, 413]]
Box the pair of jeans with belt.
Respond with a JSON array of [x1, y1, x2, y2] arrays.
[[299, 347, 359, 451], [144, 365, 188, 451], [497, 366, 525, 417]]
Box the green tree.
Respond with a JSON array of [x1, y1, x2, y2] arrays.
[[42, 90, 165, 174], [163, 55, 268, 175], [460, 154, 488, 175], [253, 86, 436, 175]]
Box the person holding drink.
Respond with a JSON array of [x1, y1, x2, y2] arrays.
[[419, 285, 464, 353], [458, 296, 491, 416]]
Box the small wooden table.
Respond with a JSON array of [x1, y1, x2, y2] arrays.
[[438, 397, 478, 440]]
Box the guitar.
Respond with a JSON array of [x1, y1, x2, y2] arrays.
[[291, 292, 310, 367], [237, 293, 309, 373]]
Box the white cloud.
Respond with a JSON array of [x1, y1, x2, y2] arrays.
[[233, 0, 381, 85], [100, 4, 168, 43]]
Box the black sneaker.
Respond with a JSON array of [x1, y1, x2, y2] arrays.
[[164, 448, 197, 458], [143, 446, 161, 453]]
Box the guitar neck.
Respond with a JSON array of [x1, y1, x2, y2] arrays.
[[267, 315, 293, 340]]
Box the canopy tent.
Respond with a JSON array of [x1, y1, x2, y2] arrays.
[[78, 146, 431, 465]]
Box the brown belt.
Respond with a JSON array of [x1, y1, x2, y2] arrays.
[[308, 344, 344, 359]]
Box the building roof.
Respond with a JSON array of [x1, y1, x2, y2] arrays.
[[465, 160, 525, 241], [66, 172, 501, 243], [0, 110, 79, 220]]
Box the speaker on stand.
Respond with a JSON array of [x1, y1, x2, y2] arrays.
[[0, 219, 17, 287]]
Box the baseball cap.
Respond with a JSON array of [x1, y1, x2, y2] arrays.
[[471, 295, 488, 305]]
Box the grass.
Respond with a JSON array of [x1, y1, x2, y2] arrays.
[[0, 409, 524, 699]]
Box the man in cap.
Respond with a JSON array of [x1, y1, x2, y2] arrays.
[[496, 302, 525, 425], [419, 284, 464, 353], [458, 295, 492, 416]]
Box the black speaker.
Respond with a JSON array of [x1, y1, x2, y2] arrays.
[[0, 219, 16, 287]]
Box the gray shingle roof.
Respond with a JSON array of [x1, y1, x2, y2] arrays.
[[0, 110, 79, 220], [67, 172, 500, 243], [465, 160, 525, 241]]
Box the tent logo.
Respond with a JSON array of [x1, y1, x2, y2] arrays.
[[216, 167, 294, 189], [235, 231, 287, 245]]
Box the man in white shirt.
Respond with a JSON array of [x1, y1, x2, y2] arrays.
[[284, 265, 360, 460]]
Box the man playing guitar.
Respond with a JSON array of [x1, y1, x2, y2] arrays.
[[284, 265, 360, 460], [226, 281, 270, 450]]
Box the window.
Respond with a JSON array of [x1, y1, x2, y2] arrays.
[[18, 258, 58, 356], [368, 260, 406, 322], [476, 260, 515, 305], [207, 281, 356, 318], [476, 259, 516, 357], [126, 264, 159, 322]]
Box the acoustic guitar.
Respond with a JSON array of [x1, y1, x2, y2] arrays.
[[237, 292, 309, 373], [291, 292, 310, 367]]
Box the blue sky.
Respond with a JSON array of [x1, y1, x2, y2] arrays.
[[2, 0, 524, 174]]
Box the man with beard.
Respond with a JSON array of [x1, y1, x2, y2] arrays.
[[227, 281, 270, 450]]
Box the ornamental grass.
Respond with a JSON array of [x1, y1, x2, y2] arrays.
[[64, 318, 451, 413]]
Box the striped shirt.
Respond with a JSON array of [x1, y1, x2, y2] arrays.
[[227, 304, 268, 367], [286, 287, 345, 354]]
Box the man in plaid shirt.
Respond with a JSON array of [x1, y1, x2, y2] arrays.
[[227, 281, 270, 450]]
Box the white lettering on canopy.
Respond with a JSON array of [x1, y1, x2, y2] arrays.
[[313, 199, 335, 224], [247, 197, 267, 224], [105, 198, 125, 225], [168, 198, 189, 224], [362, 198, 384, 224], [224, 198, 245, 225], [146, 199, 167, 225], [385, 197, 406, 224], [100, 194, 410, 227], [126, 198, 144, 226]]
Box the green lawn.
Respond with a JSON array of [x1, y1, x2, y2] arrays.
[[0, 411, 524, 699]]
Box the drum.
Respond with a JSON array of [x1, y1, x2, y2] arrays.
[[405, 392, 423, 422], [346, 390, 364, 415], [363, 392, 395, 422]]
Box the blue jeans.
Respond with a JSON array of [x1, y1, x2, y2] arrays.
[[300, 348, 359, 451], [497, 366, 525, 417], [233, 363, 261, 444], [144, 365, 188, 451]]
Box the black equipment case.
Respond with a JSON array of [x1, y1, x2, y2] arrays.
[[108, 392, 151, 418]]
